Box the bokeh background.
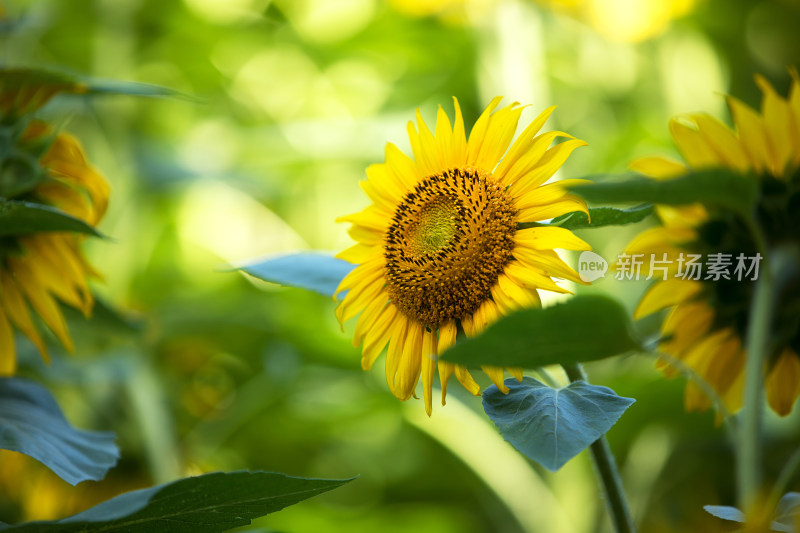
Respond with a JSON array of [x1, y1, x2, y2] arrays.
[[2, 0, 800, 531]]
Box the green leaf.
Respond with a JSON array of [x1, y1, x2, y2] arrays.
[[703, 505, 746, 523], [237, 252, 356, 297], [0, 67, 187, 101], [0, 199, 103, 237], [704, 501, 794, 532], [441, 295, 641, 368], [0, 378, 119, 486], [570, 169, 759, 215], [0, 471, 355, 532], [483, 377, 635, 471], [547, 204, 654, 230]]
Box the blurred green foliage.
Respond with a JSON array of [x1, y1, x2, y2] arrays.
[[1, 0, 800, 531]]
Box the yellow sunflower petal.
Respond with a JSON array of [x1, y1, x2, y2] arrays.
[[473, 103, 524, 172], [765, 350, 800, 416], [690, 113, 751, 173], [727, 95, 775, 175], [514, 226, 591, 252], [454, 364, 481, 396], [366, 161, 406, 203], [661, 301, 715, 357], [336, 243, 380, 264], [669, 117, 721, 169], [511, 138, 587, 195], [385, 316, 410, 394], [421, 328, 438, 416], [629, 156, 687, 179], [755, 74, 795, 174], [0, 311, 16, 376], [501, 130, 565, 188], [393, 321, 423, 401], [0, 271, 48, 360], [434, 105, 455, 168], [482, 365, 508, 393], [634, 278, 703, 319], [409, 109, 443, 174], [517, 193, 588, 223], [8, 260, 73, 352], [336, 205, 392, 233], [466, 96, 504, 165], [450, 97, 468, 164], [353, 293, 389, 348], [437, 320, 458, 405], [361, 304, 399, 370], [494, 105, 557, 179]]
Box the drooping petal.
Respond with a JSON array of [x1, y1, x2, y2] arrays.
[[766, 349, 800, 416]]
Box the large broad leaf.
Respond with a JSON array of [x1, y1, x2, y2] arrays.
[[441, 295, 641, 368], [237, 252, 356, 297], [0, 200, 103, 237], [483, 377, 635, 471], [570, 169, 758, 215], [0, 378, 118, 486], [0, 471, 355, 532], [547, 204, 654, 230]]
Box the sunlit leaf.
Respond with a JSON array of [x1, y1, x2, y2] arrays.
[[0, 471, 355, 532], [483, 377, 635, 471], [0, 378, 118, 486], [237, 252, 356, 297], [570, 169, 758, 215], [441, 295, 641, 368], [0, 199, 103, 237], [547, 204, 654, 230]]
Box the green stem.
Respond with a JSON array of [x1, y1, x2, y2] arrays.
[[737, 244, 799, 512], [738, 262, 772, 511], [562, 363, 636, 533]]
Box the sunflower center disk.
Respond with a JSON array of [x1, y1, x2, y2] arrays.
[[384, 168, 517, 327]]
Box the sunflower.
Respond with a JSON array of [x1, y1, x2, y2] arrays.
[[626, 71, 800, 416], [0, 120, 109, 374], [335, 97, 591, 415]]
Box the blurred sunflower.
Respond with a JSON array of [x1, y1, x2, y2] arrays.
[[335, 97, 590, 415], [0, 81, 108, 373], [627, 71, 800, 416]]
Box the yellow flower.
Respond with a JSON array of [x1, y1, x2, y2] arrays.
[[627, 71, 800, 416], [0, 121, 109, 374], [335, 97, 591, 415]]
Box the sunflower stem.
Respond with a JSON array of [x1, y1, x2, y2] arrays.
[[738, 259, 771, 512], [562, 363, 636, 533], [738, 244, 799, 513]]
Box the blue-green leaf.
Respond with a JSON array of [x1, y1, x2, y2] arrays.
[[703, 505, 746, 523], [0, 378, 118, 486], [483, 377, 635, 471], [0, 471, 355, 532], [441, 295, 641, 368], [237, 252, 356, 297], [0, 200, 103, 237], [703, 502, 800, 533], [775, 492, 800, 532]]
